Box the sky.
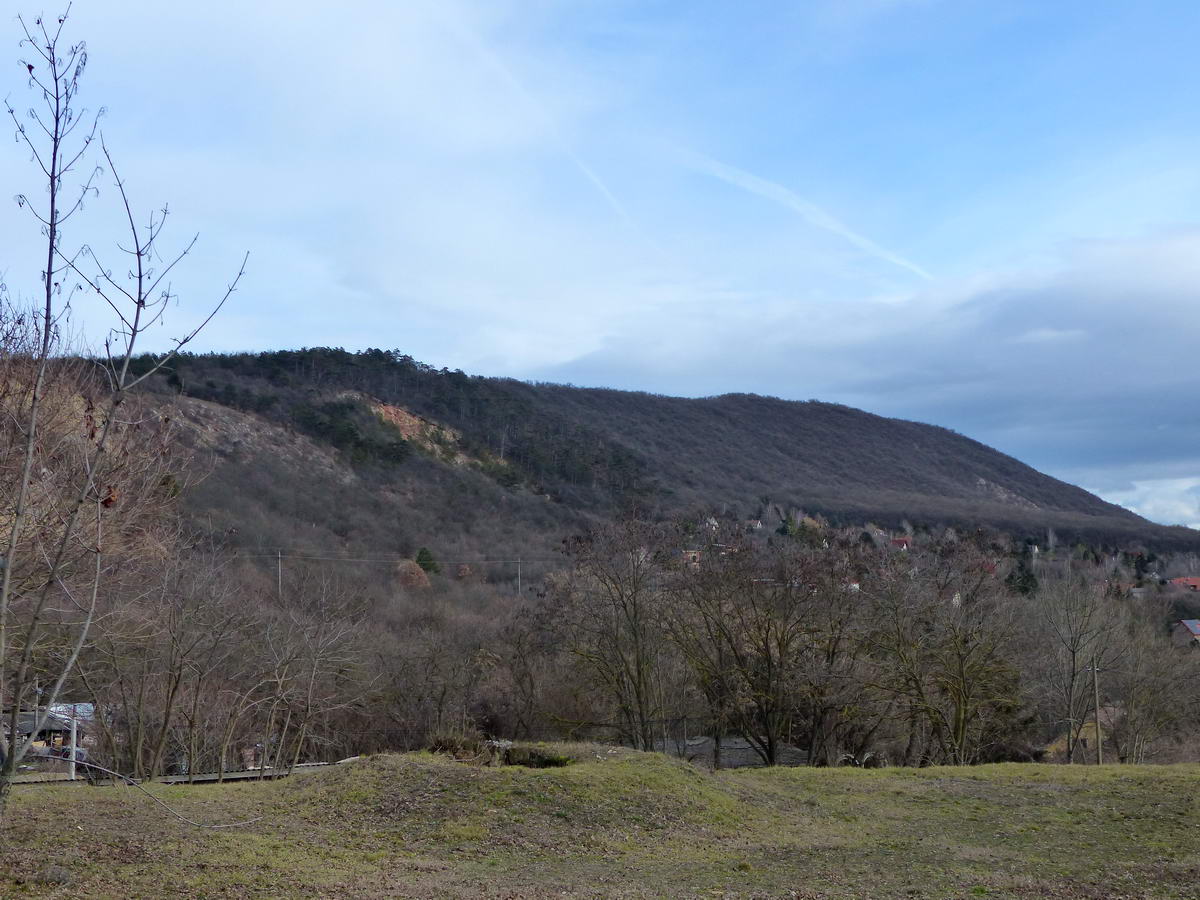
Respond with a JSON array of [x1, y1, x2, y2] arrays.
[[3, 1, 1200, 525]]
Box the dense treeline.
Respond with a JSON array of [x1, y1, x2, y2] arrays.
[[53, 517, 1200, 775], [506, 521, 1200, 766]]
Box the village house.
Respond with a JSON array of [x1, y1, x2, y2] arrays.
[[0, 708, 88, 767], [1172, 620, 1200, 648]]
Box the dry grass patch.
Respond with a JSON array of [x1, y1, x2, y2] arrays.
[[2, 751, 1199, 898]]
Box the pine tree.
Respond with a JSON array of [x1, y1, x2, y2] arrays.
[[415, 547, 441, 574]]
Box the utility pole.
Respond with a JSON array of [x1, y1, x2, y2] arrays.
[[68, 715, 77, 781], [1092, 655, 1103, 765], [277, 550, 283, 601], [517, 556, 522, 598]]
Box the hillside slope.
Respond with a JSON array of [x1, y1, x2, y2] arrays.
[[135, 348, 1199, 555], [533, 386, 1141, 528], [173, 395, 592, 584]]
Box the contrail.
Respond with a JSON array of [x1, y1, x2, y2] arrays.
[[434, 4, 636, 229], [681, 150, 933, 281]]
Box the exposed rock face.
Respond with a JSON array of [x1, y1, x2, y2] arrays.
[[975, 477, 1039, 510], [175, 396, 352, 485], [346, 394, 474, 466], [370, 402, 449, 443]]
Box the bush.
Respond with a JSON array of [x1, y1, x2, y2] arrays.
[[425, 729, 485, 759], [504, 743, 573, 768]]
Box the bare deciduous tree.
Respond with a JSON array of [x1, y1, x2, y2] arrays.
[[1104, 596, 1200, 764], [666, 535, 818, 765], [1027, 574, 1118, 763], [864, 539, 1021, 765], [0, 9, 243, 812], [550, 522, 670, 750]]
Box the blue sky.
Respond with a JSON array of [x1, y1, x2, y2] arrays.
[[4, 0, 1200, 524]]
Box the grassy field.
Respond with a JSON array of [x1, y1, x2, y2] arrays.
[[1, 746, 1198, 898]]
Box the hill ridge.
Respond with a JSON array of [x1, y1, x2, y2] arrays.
[[130, 347, 1198, 555]]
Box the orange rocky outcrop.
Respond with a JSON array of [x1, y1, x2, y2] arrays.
[[395, 560, 431, 589]]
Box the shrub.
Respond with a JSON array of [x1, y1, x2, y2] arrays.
[[425, 729, 485, 759], [505, 744, 573, 768]]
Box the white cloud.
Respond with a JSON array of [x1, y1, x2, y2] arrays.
[[1099, 478, 1200, 529], [1012, 328, 1086, 344]]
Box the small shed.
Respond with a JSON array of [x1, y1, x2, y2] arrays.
[[4, 711, 74, 741]]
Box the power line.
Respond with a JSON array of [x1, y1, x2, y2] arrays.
[[236, 556, 559, 564], [234, 553, 558, 565]]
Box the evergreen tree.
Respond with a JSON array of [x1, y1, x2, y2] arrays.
[[415, 547, 441, 574], [1005, 558, 1038, 595]]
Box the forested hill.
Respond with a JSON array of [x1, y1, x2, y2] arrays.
[[132, 347, 1198, 555]]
